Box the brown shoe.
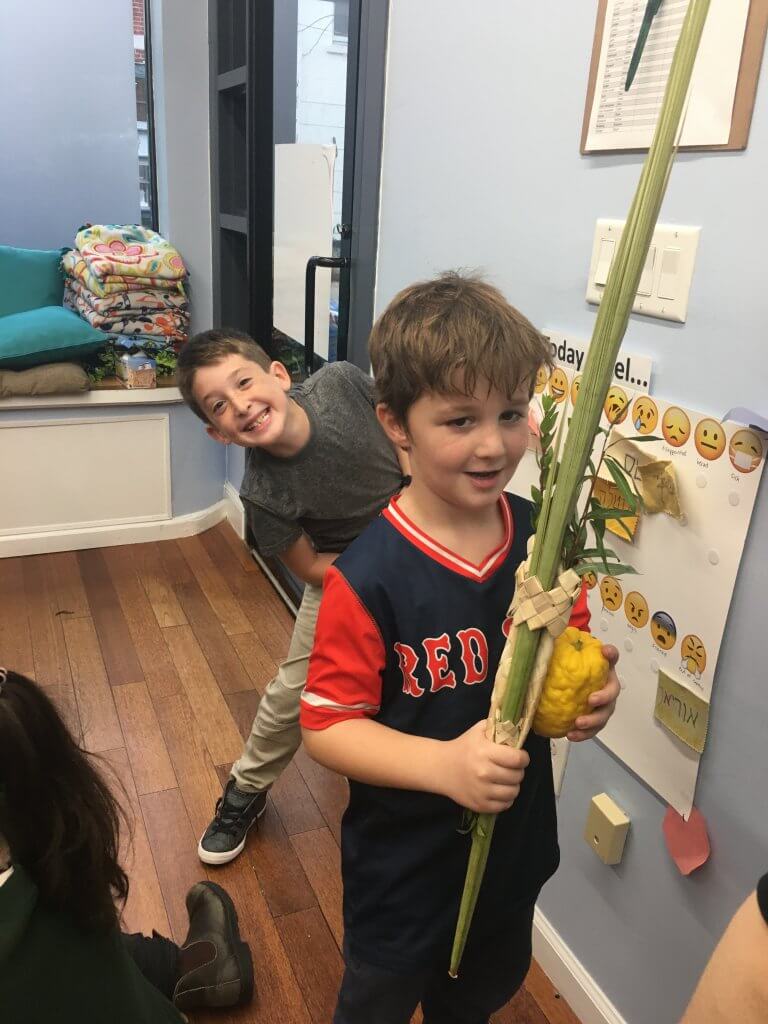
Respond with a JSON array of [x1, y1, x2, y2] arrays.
[[173, 882, 254, 1011]]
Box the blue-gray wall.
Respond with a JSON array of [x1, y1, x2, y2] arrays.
[[0, 1, 140, 248], [376, 4, 768, 1021]]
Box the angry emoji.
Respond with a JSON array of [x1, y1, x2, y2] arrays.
[[680, 634, 706, 677], [624, 590, 649, 628], [650, 611, 677, 651], [694, 418, 725, 461], [600, 576, 623, 612], [583, 570, 597, 590], [604, 386, 629, 425], [548, 367, 569, 404], [661, 406, 691, 448], [728, 429, 763, 474], [632, 396, 658, 435]]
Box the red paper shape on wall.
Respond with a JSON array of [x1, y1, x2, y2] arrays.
[[663, 805, 711, 875]]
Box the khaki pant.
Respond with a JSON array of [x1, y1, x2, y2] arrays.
[[230, 582, 323, 792]]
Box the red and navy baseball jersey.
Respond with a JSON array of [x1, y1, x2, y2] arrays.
[[301, 491, 590, 971]]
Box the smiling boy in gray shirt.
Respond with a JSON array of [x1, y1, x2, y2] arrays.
[[178, 329, 404, 864]]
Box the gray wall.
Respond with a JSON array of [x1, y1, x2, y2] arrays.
[[376, 3, 768, 1022], [152, 0, 214, 334], [0, 1, 140, 249]]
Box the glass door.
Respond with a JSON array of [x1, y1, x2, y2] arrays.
[[270, 0, 353, 380]]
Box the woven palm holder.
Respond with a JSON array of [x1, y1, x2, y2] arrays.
[[485, 543, 581, 747]]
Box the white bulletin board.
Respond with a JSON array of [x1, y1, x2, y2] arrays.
[[510, 333, 766, 818]]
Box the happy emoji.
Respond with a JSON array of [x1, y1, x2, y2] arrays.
[[728, 429, 763, 474], [694, 418, 725, 461], [624, 590, 649, 629], [548, 367, 569, 404], [661, 406, 691, 448], [583, 570, 597, 590], [570, 375, 582, 406], [632, 396, 658, 435], [604, 386, 629, 425], [680, 634, 706, 677], [534, 365, 549, 394], [650, 611, 677, 651], [600, 576, 623, 612]]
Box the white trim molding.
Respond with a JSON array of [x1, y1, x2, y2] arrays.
[[0, 387, 183, 411], [0, 501, 228, 558], [533, 909, 627, 1024], [223, 481, 246, 538]]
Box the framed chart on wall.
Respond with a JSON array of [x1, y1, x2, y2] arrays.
[[581, 0, 768, 153]]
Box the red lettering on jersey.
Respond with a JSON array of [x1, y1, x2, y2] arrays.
[[457, 628, 488, 685], [423, 633, 457, 692], [394, 642, 423, 697]]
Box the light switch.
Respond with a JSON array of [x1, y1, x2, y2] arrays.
[[594, 238, 615, 286], [584, 793, 630, 865], [586, 221, 700, 322], [637, 245, 656, 296], [658, 247, 681, 300]]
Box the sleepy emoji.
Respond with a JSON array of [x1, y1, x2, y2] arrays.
[[604, 386, 629, 425], [661, 406, 691, 448], [632, 396, 658, 435]]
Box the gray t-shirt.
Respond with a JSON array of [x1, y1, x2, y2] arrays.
[[240, 361, 403, 558]]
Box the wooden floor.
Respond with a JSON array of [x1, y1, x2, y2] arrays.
[[0, 522, 580, 1024]]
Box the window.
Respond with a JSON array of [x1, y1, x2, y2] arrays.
[[333, 0, 349, 40], [132, 0, 157, 230]]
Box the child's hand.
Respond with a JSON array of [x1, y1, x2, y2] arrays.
[[442, 721, 530, 814], [567, 645, 621, 742]]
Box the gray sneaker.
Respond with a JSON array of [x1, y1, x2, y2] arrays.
[[197, 780, 267, 865]]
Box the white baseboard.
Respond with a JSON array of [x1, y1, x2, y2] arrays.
[[0, 500, 228, 557], [223, 481, 246, 538], [533, 908, 627, 1024]]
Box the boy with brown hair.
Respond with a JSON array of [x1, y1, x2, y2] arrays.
[[177, 330, 405, 864], [300, 273, 621, 1023]]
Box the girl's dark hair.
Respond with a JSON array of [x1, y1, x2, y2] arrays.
[[0, 670, 129, 933]]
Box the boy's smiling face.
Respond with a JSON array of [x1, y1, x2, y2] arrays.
[[383, 375, 531, 513], [193, 354, 292, 448]]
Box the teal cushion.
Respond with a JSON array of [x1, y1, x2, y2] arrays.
[[0, 306, 105, 369], [0, 245, 66, 317]]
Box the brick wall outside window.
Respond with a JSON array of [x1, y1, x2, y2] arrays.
[[133, 0, 144, 35]]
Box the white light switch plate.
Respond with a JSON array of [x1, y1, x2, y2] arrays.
[[586, 219, 701, 323]]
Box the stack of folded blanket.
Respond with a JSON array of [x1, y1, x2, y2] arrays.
[[62, 224, 190, 347]]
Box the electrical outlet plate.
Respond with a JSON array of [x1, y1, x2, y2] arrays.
[[584, 792, 630, 866], [586, 219, 701, 323]]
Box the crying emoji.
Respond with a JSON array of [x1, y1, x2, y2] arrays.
[[632, 396, 658, 435]]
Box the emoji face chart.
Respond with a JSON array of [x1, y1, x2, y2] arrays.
[[509, 331, 766, 818], [661, 406, 691, 447], [729, 429, 763, 473], [624, 591, 649, 629], [632, 396, 658, 434]]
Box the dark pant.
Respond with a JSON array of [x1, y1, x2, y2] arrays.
[[334, 901, 535, 1024], [122, 930, 181, 1001]]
